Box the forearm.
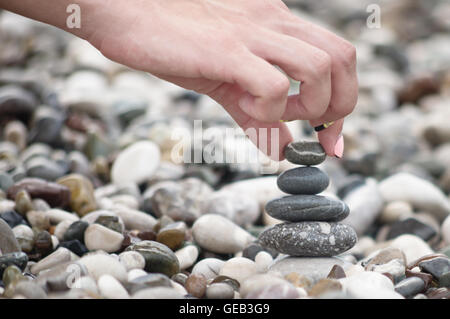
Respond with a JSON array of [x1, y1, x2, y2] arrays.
[[0, 0, 102, 40]]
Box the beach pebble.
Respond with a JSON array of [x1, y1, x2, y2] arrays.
[[342, 178, 384, 235], [389, 234, 434, 264], [259, 222, 357, 257], [265, 195, 349, 222], [147, 178, 213, 224], [283, 141, 326, 166], [98, 274, 129, 299], [125, 240, 180, 277], [30, 247, 74, 275], [185, 273, 207, 298], [418, 257, 450, 286], [46, 209, 79, 224], [72, 276, 99, 295], [12, 224, 34, 253], [340, 271, 403, 299], [78, 254, 127, 282], [379, 173, 450, 221], [379, 201, 414, 224], [127, 269, 148, 282], [219, 257, 258, 285], [277, 167, 329, 195], [111, 205, 157, 232], [7, 178, 70, 208], [111, 141, 161, 185], [395, 276, 426, 298], [156, 221, 186, 251], [200, 190, 260, 227], [191, 258, 225, 280], [84, 223, 124, 253], [206, 282, 235, 299], [255, 251, 273, 273], [57, 174, 97, 217], [175, 245, 199, 270], [118, 251, 146, 271], [192, 214, 254, 254]]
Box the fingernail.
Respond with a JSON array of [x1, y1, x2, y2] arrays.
[[334, 135, 344, 158]]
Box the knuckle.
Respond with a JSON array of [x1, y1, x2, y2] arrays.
[[310, 50, 332, 79], [336, 40, 357, 69]]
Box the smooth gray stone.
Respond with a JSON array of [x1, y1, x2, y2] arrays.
[[266, 195, 349, 222], [284, 141, 326, 166], [0, 218, 21, 254], [394, 277, 425, 298], [259, 222, 357, 257], [277, 167, 329, 195], [419, 257, 450, 282]]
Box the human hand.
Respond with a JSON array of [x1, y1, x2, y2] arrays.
[[2, 0, 358, 160]]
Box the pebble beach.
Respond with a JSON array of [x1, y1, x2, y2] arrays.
[[1, 0, 450, 300]]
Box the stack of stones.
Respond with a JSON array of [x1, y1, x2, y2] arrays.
[[259, 141, 358, 257]]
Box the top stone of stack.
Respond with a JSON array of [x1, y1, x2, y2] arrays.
[[284, 141, 326, 166]]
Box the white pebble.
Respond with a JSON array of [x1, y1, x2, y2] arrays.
[[72, 276, 99, 294], [98, 274, 129, 299], [220, 257, 258, 285], [84, 223, 124, 253], [119, 251, 145, 271], [175, 245, 199, 270], [255, 251, 273, 273], [127, 269, 148, 282]]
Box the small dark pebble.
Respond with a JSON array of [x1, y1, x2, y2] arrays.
[[327, 264, 346, 279], [63, 220, 89, 243], [0, 210, 27, 228], [57, 239, 89, 257]]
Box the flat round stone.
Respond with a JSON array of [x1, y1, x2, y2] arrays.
[[277, 167, 329, 195], [258, 222, 357, 257], [265, 195, 349, 222], [284, 141, 326, 166]]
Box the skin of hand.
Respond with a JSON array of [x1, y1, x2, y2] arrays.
[[0, 0, 358, 161]]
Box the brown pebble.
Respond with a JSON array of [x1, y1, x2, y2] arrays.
[[327, 264, 346, 279], [284, 272, 313, 289], [185, 274, 207, 298], [426, 287, 450, 299], [308, 279, 342, 297], [137, 231, 157, 241], [56, 174, 97, 217], [7, 178, 70, 208]]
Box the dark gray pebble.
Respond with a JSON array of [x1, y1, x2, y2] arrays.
[[265, 195, 349, 222], [258, 222, 357, 257], [284, 141, 326, 166], [277, 167, 329, 195], [259, 222, 357, 257]]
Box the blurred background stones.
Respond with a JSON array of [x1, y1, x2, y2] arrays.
[[0, 0, 450, 299]]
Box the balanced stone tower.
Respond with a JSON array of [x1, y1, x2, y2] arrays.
[[259, 141, 357, 257]]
